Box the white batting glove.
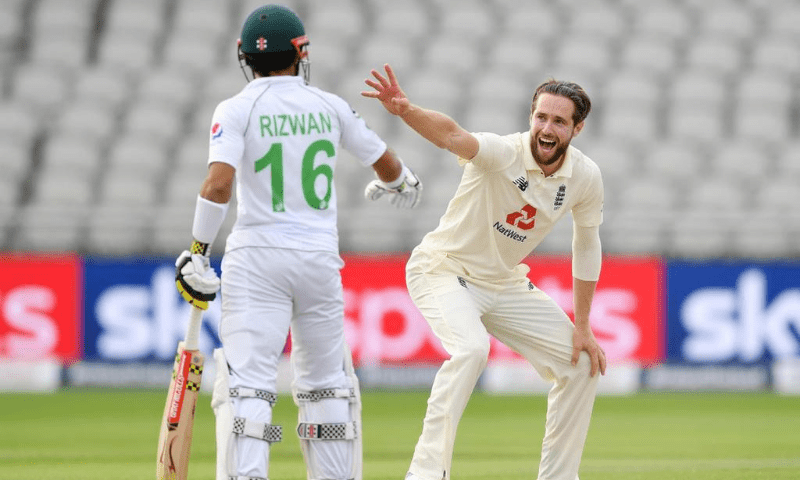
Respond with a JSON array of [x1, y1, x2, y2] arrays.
[[175, 248, 220, 310], [364, 165, 423, 209]]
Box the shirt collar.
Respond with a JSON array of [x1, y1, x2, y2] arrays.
[[523, 132, 575, 178], [246, 75, 304, 90]]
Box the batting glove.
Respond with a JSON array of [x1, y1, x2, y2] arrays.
[[175, 247, 220, 310], [364, 166, 423, 209]]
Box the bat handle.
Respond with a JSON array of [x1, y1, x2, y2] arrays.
[[184, 306, 204, 351]]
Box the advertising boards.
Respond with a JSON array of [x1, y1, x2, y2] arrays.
[[0, 254, 81, 362]]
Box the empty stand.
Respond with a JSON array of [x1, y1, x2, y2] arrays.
[[1, 0, 797, 258]]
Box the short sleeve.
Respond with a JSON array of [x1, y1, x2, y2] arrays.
[[335, 98, 387, 167], [459, 132, 516, 171]]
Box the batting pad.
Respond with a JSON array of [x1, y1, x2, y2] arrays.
[[293, 344, 362, 480], [212, 348, 281, 480]]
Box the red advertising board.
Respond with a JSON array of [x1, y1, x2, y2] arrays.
[[341, 254, 664, 366], [0, 254, 81, 361]]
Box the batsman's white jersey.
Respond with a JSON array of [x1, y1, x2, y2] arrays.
[[208, 75, 387, 254], [409, 131, 604, 283]]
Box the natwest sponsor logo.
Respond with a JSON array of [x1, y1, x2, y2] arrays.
[[341, 255, 664, 366], [669, 264, 800, 363], [0, 254, 81, 361]]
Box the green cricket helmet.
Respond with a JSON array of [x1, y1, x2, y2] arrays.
[[237, 4, 310, 82]]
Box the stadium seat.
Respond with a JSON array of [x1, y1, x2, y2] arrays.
[[356, 34, 422, 77], [602, 69, 662, 112], [0, 99, 40, 145], [499, 1, 560, 42], [50, 102, 118, 145], [733, 71, 793, 115], [579, 136, 641, 180], [161, 31, 222, 76], [421, 35, 483, 77], [629, 2, 691, 43], [371, 0, 431, 44], [97, 167, 160, 208], [106, 133, 171, 182], [553, 35, 613, 79], [10, 63, 73, 116], [135, 66, 199, 111], [618, 34, 679, 77], [118, 100, 185, 145], [0, 137, 30, 186], [696, 2, 757, 42], [668, 70, 727, 110], [14, 204, 87, 252], [764, 2, 800, 41], [72, 65, 132, 109], [666, 107, 725, 144], [96, 30, 157, 74], [30, 169, 96, 207], [684, 35, 745, 78], [304, 0, 365, 46], [102, 0, 167, 40], [733, 110, 791, 144], [641, 140, 706, 183], [39, 133, 104, 179], [750, 35, 800, 77], [602, 105, 659, 145], [485, 33, 546, 77], [568, 2, 626, 42], [27, 27, 89, 71], [171, 0, 229, 43], [668, 209, 735, 259], [436, 0, 494, 41], [708, 139, 772, 183], [85, 205, 152, 255]]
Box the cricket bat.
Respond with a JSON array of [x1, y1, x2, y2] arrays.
[[157, 306, 205, 480]]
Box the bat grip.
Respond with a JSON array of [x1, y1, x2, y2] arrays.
[[184, 306, 204, 351]]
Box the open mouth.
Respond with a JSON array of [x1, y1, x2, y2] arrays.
[[538, 138, 557, 151]]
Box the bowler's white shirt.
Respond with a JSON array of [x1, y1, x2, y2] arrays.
[[410, 131, 604, 283]]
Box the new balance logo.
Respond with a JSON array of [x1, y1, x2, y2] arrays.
[[513, 176, 528, 192]]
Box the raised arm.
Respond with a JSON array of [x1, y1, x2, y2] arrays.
[[362, 64, 479, 161]]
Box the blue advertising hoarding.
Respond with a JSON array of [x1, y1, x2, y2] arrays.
[[667, 261, 800, 364], [83, 258, 222, 362]]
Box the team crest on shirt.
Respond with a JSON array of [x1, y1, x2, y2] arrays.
[[553, 184, 566, 210], [211, 122, 223, 140]]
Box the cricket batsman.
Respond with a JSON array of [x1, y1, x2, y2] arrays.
[[174, 5, 422, 480]]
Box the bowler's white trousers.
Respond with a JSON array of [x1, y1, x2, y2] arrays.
[[219, 247, 351, 479], [405, 262, 599, 480]]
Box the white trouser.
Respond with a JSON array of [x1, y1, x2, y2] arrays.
[[219, 247, 349, 478], [405, 265, 599, 480]]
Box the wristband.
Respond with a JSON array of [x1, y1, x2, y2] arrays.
[[192, 195, 229, 246]]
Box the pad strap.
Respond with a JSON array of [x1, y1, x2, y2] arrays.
[[233, 417, 282, 443], [228, 476, 266, 480], [297, 421, 358, 440], [294, 388, 355, 403], [229, 387, 278, 405]]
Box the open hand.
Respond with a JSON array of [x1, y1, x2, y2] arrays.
[[361, 64, 411, 116]]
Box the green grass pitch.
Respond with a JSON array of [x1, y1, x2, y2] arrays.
[[2, 388, 799, 479]]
